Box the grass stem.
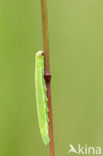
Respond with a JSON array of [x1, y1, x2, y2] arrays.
[[41, 0, 55, 156]]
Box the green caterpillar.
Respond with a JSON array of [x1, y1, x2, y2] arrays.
[[35, 51, 50, 145]]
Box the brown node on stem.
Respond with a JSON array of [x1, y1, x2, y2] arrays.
[[44, 73, 51, 82]]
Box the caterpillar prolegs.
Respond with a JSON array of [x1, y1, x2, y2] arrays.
[[35, 51, 50, 145]]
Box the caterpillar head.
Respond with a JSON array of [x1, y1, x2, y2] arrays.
[[36, 51, 44, 59]]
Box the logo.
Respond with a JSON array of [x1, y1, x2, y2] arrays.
[[68, 144, 102, 155]]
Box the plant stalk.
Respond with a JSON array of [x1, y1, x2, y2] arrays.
[[40, 0, 55, 156]]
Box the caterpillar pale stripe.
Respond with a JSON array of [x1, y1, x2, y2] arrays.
[[35, 51, 50, 145]]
